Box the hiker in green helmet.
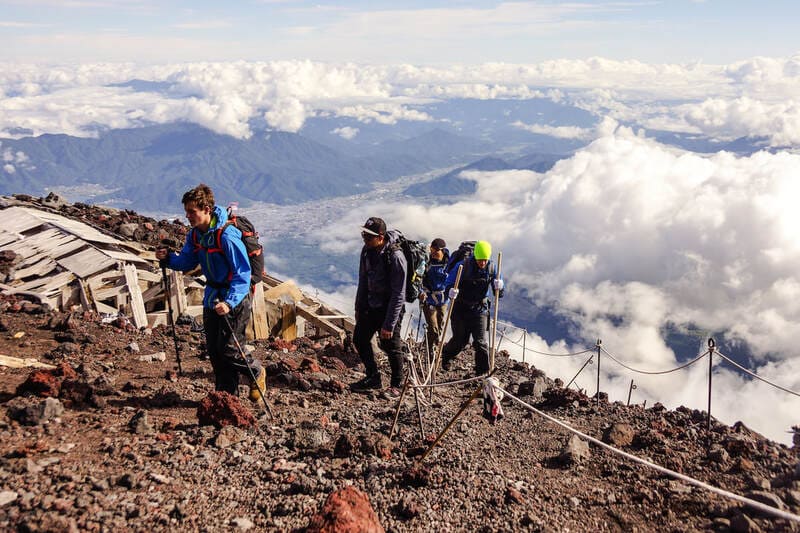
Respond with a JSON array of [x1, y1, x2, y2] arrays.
[[440, 240, 504, 376]]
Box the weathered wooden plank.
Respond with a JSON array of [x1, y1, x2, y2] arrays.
[[263, 280, 304, 303], [123, 264, 147, 329], [104, 249, 149, 264], [281, 301, 297, 341], [94, 299, 118, 315], [169, 271, 187, 318], [248, 281, 269, 341], [147, 311, 168, 329], [13, 258, 58, 279], [0, 355, 56, 370], [57, 247, 116, 278], [17, 271, 75, 295], [296, 302, 346, 341], [135, 269, 162, 283]]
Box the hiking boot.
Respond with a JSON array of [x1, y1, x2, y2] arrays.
[[382, 386, 402, 400], [249, 367, 266, 402], [349, 373, 381, 392]]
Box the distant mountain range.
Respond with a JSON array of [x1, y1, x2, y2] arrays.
[[0, 123, 492, 211]]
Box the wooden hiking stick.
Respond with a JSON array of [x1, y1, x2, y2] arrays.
[[489, 252, 502, 373]]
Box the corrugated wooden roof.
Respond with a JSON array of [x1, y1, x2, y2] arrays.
[[0, 205, 148, 280]]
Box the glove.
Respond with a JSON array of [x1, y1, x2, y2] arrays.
[[448, 288, 459, 300], [493, 279, 504, 292]]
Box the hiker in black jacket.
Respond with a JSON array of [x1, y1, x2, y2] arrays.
[[351, 217, 407, 398]]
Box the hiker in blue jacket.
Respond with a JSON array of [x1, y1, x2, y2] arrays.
[[156, 184, 265, 400], [419, 238, 449, 355], [440, 240, 504, 376], [351, 217, 407, 398]]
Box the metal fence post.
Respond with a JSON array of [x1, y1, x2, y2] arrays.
[[707, 338, 716, 444], [522, 329, 527, 364], [595, 338, 602, 406], [627, 379, 637, 406]]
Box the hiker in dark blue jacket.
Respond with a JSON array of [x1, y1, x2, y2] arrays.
[[156, 184, 265, 400], [419, 238, 449, 355], [440, 240, 504, 376], [351, 217, 407, 398]]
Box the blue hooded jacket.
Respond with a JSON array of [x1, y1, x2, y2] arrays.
[[167, 205, 251, 310], [422, 248, 450, 306]]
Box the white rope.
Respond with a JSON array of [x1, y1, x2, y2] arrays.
[[717, 351, 800, 398], [600, 347, 710, 375], [412, 374, 487, 389], [496, 385, 800, 523]]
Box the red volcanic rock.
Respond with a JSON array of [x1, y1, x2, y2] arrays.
[[300, 357, 322, 374], [16, 370, 60, 398], [306, 486, 384, 533], [270, 339, 296, 352], [54, 362, 78, 380], [197, 391, 255, 428]]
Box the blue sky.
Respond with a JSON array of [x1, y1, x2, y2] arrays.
[[1, 0, 798, 64]]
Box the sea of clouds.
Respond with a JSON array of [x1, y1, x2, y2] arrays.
[[2, 55, 800, 146]]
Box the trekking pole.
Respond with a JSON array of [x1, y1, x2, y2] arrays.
[[430, 265, 463, 382], [428, 264, 463, 401], [215, 299, 274, 419], [489, 252, 502, 373], [416, 300, 426, 342], [160, 261, 183, 376], [421, 384, 482, 462]]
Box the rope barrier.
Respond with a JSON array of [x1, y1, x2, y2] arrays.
[[412, 374, 487, 389], [717, 351, 800, 398], [496, 385, 800, 524], [600, 347, 710, 375]]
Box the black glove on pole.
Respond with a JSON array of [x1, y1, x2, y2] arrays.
[[161, 258, 183, 376]]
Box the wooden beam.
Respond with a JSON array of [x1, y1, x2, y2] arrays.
[[248, 281, 269, 341], [296, 301, 346, 341], [123, 264, 147, 329], [0, 354, 56, 370]]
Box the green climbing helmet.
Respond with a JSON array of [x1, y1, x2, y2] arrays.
[[473, 240, 492, 260]]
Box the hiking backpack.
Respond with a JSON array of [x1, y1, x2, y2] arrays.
[[191, 205, 266, 288], [386, 230, 428, 303], [445, 241, 476, 274]]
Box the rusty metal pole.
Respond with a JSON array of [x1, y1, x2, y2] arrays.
[[522, 329, 527, 364], [566, 356, 593, 389], [388, 378, 412, 440], [627, 379, 637, 406], [595, 339, 602, 406]]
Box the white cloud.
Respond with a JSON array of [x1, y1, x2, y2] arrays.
[[1, 56, 800, 146], [3, 164, 15, 174], [331, 126, 358, 139], [512, 120, 594, 140]]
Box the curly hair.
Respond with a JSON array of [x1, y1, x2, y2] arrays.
[[182, 183, 215, 210]]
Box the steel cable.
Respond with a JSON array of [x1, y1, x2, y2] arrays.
[[717, 351, 800, 398], [600, 347, 710, 375]]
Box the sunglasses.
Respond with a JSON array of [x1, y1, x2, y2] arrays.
[[361, 231, 380, 240]]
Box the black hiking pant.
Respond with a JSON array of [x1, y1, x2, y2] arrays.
[[353, 305, 405, 387], [441, 309, 490, 376], [203, 295, 262, 394]]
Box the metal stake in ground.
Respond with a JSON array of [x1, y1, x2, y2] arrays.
[[216, 300, 274, 419], [160, 262, 183, 376]]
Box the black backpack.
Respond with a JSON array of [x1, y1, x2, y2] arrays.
[[386, 230, 428, 303], [445, 241, 476, 274], [191, 207, 266, 288]]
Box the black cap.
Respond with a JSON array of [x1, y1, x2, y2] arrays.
[[360, 217, 386, 236], [430, 238, 446, 250]]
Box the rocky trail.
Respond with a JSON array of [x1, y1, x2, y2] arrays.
[[0, 197, 799, 532]]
